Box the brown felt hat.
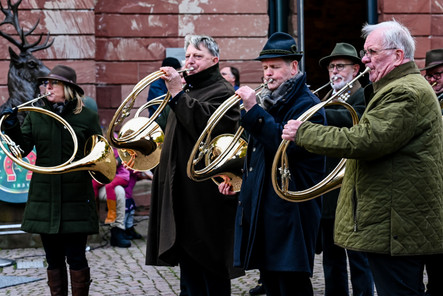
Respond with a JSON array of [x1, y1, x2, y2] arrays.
[[38, 65, 84, 95], [420, 49, 443, 71]]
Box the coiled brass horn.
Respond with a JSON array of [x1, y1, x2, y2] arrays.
[[0, 94, 116, 184], [271, 67, 370, 202], [186, 81, 271, 192], [107, 68, 191, 171]]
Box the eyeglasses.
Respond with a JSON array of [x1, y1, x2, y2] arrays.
[[359, 48, 397, 58], [327, 63, 354, 72], [42, 80, 61, 87], [424, 71, 443, 81]]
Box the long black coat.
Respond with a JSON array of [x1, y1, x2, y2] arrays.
[[234, 73, 326, 275], [4, 98, 101, 234], [146, 64, 244, 279]]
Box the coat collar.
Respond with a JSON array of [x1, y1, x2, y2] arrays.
[[372, 61, 419, 93], [183, 63, 222, 90], [364, 61, 419, 104]]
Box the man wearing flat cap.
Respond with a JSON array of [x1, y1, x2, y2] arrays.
[[218, 32, 326, 295], [421, 48, 443, 104], [421, 48, 443, 296], [317, 43, 374, 296]]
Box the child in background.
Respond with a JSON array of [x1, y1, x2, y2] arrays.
[[124, 170, 153, 239], [92, 148, 130, 224]]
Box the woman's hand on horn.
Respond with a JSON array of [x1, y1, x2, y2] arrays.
[[282, 119, 303, 141], [160, 66, 183, 97]]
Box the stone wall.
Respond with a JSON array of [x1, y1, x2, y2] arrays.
[[0, 0, 441, 122]]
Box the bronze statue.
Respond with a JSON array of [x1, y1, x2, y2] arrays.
[[0, 0, 53, 123]]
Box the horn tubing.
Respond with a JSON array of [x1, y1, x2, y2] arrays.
[[186, 81, 271, 183], [107, 68, 192, 148], [271, 68, 370, 202], [0, 105, 116, 184], [0, 103, 78, 169]]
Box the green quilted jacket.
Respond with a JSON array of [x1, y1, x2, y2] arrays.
[[296, 62, 443, 255]]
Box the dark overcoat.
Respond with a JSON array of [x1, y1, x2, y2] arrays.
[[146, 64, 244, 279], [234, 73, 326, 275], [5, 98, 101, 234]]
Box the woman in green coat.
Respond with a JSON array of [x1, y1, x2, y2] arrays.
[[1, 65, 101, 296]]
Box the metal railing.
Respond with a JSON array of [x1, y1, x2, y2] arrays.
[[0, 224, 25, 235]]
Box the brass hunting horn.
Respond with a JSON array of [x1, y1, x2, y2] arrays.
[[107, 68, 191, 171], [186, 80, 271, 192], [271, 67, 370, 202], [0, 94, 116, 184]]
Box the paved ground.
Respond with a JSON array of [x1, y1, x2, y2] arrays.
[[0, 214, 335, 296]]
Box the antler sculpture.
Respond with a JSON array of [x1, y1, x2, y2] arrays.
[[0, 0, 54, 122], [0, 0, 54, 53]]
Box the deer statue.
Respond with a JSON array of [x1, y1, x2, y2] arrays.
[[0, 0, 53, 123]]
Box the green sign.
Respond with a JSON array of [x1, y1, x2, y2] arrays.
[[0, 147, 36, 203]]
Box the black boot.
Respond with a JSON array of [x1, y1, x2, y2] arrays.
[[125, 226, 142, 240], [249, 282, 266, 295], [110, 227, 131, 248], [47, 266, 68, 296], [70, 267, 91, 296]]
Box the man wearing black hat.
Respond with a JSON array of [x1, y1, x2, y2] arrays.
[[218, 32, 326, 295], [421, 48, 443, 296], [317, 43, 374, 296]]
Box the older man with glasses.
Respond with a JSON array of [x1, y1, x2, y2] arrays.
[[421, 49, 443, 103], [282, 20, 443, 296], [317, 42, 374, 296], [420, 48, 443, 296]]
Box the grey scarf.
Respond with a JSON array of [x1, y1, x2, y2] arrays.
[[257, 72, 302, 110]]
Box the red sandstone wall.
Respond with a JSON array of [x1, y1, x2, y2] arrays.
[[0, 0, 96, 107], [0, 0, 441, 129], [378, 0, 443, 69], [94, 0, 269, 128]]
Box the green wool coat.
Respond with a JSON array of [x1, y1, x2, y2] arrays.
[[5, 98, 101, 234], [296, 62, 443, 255]]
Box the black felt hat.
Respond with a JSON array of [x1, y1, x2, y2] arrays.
[[38, 65, 84, 95], [420, 49, 443, 71], [255, 32, 303, 61], [319, 43, 362, 68]]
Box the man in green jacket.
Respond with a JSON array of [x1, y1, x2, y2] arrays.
[[282, 20, 443, 296]]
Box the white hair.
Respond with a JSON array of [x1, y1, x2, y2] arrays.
[[362, 20, 415, 60]]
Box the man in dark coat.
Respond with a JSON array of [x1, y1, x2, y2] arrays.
[[145, 34, 243, 295], [317, 42, 373, 296], [219, 32, 326, 295], [420, 48, 443, 296]]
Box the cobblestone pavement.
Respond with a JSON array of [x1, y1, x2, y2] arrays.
[[0, 215, 382, 296]]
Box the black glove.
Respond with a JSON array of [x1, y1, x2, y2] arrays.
[[1, 107, 18, 128]]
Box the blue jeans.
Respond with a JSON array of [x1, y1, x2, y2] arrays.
[[322, 218, 374, 296]]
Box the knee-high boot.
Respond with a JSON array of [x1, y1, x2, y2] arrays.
[[105, 199, 117, 224], [47, 266, 68, 296], [70, 267, 91, 296]]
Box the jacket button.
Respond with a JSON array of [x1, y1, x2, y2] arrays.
[[249, 167, 253, 172], [393, 235, 398, 240], [252, 147, 256, 152], [238, 200, 242, 206], [258, 118, 263, 123]]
